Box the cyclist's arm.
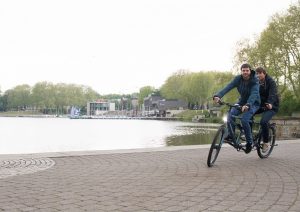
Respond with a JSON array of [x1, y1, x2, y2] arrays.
[[246, 78, 260, 109], [266, 78, 278, 106], [213, 76, 239, 100]]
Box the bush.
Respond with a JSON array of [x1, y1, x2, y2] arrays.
[[278, 91, 300, 116], [175, 110, 209, 122], [206, 117, 222, 123]]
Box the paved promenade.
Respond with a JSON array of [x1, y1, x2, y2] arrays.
[[0, 140, 300, 211]]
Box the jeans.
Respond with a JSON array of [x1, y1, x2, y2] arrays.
[[256, 109, 276, 143], [227, 105, 260, 145]]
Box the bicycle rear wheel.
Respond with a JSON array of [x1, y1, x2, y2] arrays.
[[207, 125, 225, 167], [257, 124, 276, 158]]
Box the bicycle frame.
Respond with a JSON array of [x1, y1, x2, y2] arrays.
[[224, 114, 262, 151]]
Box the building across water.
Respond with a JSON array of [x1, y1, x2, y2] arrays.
[[143, 94, 188, 117], [87, 100, 115, 116]]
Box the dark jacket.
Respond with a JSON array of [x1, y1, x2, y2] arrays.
[[259, 74, 280, 112], [214, 70, 261, 108]]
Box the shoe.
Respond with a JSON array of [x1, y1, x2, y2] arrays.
[[244, 143, 252, 154], [262, 143, 269, 153], [224, 135, 233, 143]]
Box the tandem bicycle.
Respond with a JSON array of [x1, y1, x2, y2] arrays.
[[207, 101, 277, 167]]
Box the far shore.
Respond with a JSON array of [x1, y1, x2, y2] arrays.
[[1, 111, 299, 140]]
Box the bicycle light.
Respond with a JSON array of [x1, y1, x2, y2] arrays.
[[222, 115, 228, 123]]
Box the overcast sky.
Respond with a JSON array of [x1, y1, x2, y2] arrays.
[[0, 0, 297, 94]]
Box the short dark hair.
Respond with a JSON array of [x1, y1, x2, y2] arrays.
[[240, 63, 252, 70], [255, 67, 267, 74]]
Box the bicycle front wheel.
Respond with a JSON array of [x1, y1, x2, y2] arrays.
[[207, 125, 225, 167], [257, 124, 276, 158]]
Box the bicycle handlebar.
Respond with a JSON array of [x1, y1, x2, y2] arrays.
[[217, 100, 269, 111], [217, 100, 242, 110]]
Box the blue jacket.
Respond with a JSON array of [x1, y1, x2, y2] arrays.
[[215, 70, 261, 108]]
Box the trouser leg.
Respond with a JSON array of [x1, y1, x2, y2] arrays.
[[260, 110, 276, 143], [241, 105, 259, 145], [227, 107, 240, 138]]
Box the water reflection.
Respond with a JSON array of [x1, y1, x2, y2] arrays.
[[165, 127, 217, 146], [0, 117, 220, 154]]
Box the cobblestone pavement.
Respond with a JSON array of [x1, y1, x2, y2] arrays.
[[0, 140, 300, 211], [0, 158, 55, 179]]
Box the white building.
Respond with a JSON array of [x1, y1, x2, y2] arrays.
[[87, 100, 115, 116]]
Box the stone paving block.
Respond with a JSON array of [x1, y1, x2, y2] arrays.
[[268, 204, 291, 211], [289, 203, 300, 211], [206, 204, 229, 211], [55, 208, 82, 212], [186, 204, 210, 211], [227, 204, 249, 211], [0, 141, 299, 211], [1, 209, 20, 212], [121, 205, 145, 211], [164, 205, 187, 212], [248, 203, 271, 211], [20, 207, 39, 212]]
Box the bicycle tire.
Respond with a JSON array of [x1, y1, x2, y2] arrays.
[[257, 124, 276, 158], [207, 125, 225, 167]]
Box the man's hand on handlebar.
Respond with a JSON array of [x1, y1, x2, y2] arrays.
[[212, 99, 252, 113], [241, 105, 249, 112]]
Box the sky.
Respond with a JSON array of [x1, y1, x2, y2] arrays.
[[0, 0, 298, 94]]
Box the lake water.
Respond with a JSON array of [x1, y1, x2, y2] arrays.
[[0, 117, 219, 154]]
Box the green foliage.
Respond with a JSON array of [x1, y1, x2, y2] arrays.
[[174, 110, 197, 122], [138, 86, 155, 105], [160, 70, 238, 108], [206, 116, 222, 123], [160, 70, 187, 100], [174, 109, 222, 123], [6, 84, 31, 109], [174, 109, 208, 122], [235, 1, 300, 113], [211, 71, 238, 103], [278, 90, 300, 115], [0, 93, 8, 111], [2, 82, 101, 114], [102, 94, 123, 99]]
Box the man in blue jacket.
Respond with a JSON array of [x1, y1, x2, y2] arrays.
[[255, 67, 279, 152], [213, 63, 261, 153]]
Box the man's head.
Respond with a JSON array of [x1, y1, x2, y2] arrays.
[[240, 63, 252, 80], [255, 67, 266, 81]]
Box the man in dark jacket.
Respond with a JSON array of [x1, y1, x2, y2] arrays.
[[255, 67, 279, 152], [213, 63, 261, 153]]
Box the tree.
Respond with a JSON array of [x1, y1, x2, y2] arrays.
[[138, 86, 155, 105], [160, 70, 188, 101], [235, 2, 300, 98], [31, 82, 55, 113], [234, 1, 300, 113], [0, 92, 8, 111], [6, 84, 31, 110], [212, 72, 238, 103], [160, 70, 237, 109]]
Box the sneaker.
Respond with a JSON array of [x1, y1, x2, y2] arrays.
[[224, 135, 233, 143], [244, 143, 252, 154], [262, 143, 269, 153]]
